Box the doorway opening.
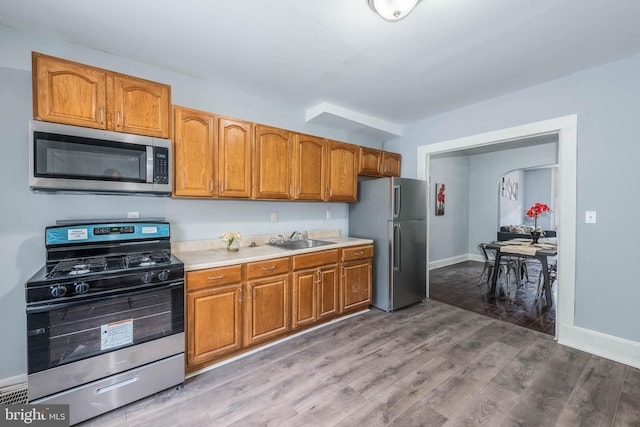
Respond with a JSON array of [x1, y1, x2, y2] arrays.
[[417, 115, 577, 340]]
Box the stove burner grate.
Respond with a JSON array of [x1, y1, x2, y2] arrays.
[[125, 251, 171, 268], [46, 257, 107, 279]]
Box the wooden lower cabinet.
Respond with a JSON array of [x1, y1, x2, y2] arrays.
[[186, 265, 243, 368], [185, 245, 372, 372], [244, 273, 290, 346], [340, 245, 373, 313], [292, 249, 339, 329]]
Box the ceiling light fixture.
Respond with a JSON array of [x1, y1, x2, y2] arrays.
[[369, 0, 420, 21]]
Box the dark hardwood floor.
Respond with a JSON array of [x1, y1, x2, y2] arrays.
[[79, 301, 639, 427], [429, 260, 556, 335]]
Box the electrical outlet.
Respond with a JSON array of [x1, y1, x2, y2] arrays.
[[585, 210, 596, 224], [127, 212, 140, 219], [270, 211, 278, 222], [326, 208, 332, 220]]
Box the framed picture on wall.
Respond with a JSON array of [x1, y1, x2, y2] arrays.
[[435, 183, 445, 216]]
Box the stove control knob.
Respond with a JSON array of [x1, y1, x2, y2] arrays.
[[50, 285, 67, 298], [141, 271, 154, 283], [74, 281, 90, 294], [158, 270, 170, 281]]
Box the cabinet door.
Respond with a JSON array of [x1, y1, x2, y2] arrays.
[[359, 147, 382, 176], [187, 283, 242, 367], [326, 140, 359, 202], [292, 269, 317, 329], [341, 259, 372, 313], [32, 53, 107, 129], [293, 134, 326, 201], [218, 117, 252, 198], [253, 125, 292, 199], [173, 106, 216, 197], [245, 274, 290, 346], [112, 75, 171, 138], [317, 264, 338, 320], [381, 151, 401, 177]]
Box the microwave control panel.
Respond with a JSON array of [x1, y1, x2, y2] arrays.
[[153, 147, 169, 184]]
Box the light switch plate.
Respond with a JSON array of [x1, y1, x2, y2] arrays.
[[270, 211, 277, 222], [585, 210, 597, 224]]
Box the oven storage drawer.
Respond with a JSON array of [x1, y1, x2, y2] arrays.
[[31, 352, 184, 426]]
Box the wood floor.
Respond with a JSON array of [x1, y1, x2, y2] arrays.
[[429, 260, 556, 335], [80, 301, 640, 427]]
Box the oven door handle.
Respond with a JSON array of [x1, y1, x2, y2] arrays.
[[26, 281, 184, 314]]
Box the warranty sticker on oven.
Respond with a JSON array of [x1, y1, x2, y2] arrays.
[[101, 319, 133, 351]]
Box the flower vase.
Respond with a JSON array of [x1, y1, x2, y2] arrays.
[[530, 231, 541, 244], [227, 239, 240, 252]]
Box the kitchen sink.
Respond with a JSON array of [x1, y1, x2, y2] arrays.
[[269, 239, 335, 250]]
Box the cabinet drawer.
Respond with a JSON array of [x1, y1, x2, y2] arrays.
[[292, 249, 339, 270], [187, 265, 243, 291], [246, 257, 290, 279], [341, 245, 373, 262]]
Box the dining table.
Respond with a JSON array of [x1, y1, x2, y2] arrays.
[[487, 238, 557, 305]]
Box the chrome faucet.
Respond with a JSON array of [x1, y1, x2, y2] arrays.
[[289, 230, 299, 241]]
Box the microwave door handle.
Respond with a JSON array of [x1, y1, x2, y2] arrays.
[[146, 146, 154, 183]]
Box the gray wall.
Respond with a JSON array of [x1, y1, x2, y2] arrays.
[[386, 51, 640, 343], [499, 170, 526, 228], [428, 156, 470, 261], [523, 168, 554, 230], [0, 25, 374, 383]]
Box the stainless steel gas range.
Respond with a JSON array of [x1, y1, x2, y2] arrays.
[[25, 220, 185, 425]]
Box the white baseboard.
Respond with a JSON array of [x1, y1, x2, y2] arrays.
[[429, 253, 481, 270], [0, 374, 27, 389], [558, 323, 640, 369]]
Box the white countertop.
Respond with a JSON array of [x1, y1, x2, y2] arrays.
[[174, 236, 373, 271]]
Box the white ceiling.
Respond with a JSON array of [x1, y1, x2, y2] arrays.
[[2, 0, 640, 136]]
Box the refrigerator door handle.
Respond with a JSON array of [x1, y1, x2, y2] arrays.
[[393, 185, 401, 219], [393, 223, 401, 272]]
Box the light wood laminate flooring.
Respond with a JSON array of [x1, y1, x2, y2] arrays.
[[80, 301, 640, 427]]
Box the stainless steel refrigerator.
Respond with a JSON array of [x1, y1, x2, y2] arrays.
[[349, 177, 427, 312]]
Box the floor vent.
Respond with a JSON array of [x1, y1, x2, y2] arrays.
[[0, 382, 28, 404]]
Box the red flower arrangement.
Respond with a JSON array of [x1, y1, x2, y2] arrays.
[[526, 202, 551, 231]]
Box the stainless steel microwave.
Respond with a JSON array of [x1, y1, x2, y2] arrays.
[[29, 120, 172, 196]]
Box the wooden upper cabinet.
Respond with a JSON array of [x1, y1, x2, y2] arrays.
[[293, 133, 326, 201], [218, 117, 252, 198], [173, 106, 216, 197], [112, 75, 171, 138], [381, 151, 401, 177], [33, 52, 107, 129], [253, 125, 292, 199], [326, 140, 359, 202], [359, 147, 382, 176], [32, 52, 171, 138], [358, 147, 401, 177]]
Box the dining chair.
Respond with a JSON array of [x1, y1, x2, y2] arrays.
[[477, 243, 518, 295], [536, 259, 557, 301], [515, 257, 530, 286]]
